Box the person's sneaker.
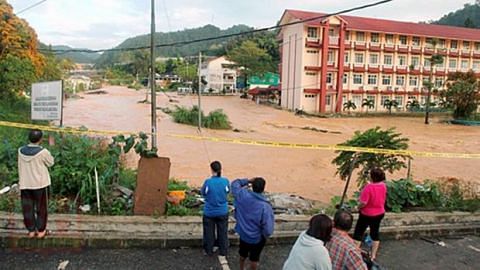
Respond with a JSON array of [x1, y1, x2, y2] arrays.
[[213, 246, 219, 253]]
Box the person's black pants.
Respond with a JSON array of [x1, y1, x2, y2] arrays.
[[203, 215, 229, 256], [21, 187, 48, 233], [353, 213, 384, 241]]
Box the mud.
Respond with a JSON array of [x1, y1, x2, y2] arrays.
[[62, 86, 480, 203]]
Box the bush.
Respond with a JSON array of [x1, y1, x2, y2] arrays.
[[171, 106, 231, 129]]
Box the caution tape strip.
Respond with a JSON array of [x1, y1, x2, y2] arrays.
[[168, 134, 480, 159], [0, 120, 133, 136], [1, 120, 479, 159]]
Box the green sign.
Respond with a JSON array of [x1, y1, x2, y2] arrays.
[[248, 72, 279, 86]]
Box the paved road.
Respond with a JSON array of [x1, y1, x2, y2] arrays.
[[1, 236, 480, 269]]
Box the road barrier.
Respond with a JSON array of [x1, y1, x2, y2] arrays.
[[1, 120, 479, 159]]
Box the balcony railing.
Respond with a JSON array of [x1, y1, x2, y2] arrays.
[[329, 36, 339, 46], [306, 37, 319, 43]]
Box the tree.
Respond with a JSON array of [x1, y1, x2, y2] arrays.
[[173, 60, 197, 82], [227, 40, 273, 88], [464, 17, 476, 28], [343, 100, 357, 113], [361, 98, 375, 113], [406, 100, 421, 112], [383, 99, 399, 114], [332, 127, 410, 187], [0, 54, 37, 98], [441, 71, 480, 119], [424, 41, 444, 124]]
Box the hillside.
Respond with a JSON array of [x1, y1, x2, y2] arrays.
[[434, 1, 480, 28], [38, 43, 100, 63], [95, 24, 252, 67]]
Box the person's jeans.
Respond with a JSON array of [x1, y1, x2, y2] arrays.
[[21, 187, 48, 232], [203, 214, 229, 256]]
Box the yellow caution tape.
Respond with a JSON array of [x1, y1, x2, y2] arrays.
[[0, 120, 133, 136], [168, 134, 480, 159], [1, 120, 479, 159]]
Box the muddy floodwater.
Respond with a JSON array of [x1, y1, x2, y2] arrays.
[[63, 86, 480, 203]]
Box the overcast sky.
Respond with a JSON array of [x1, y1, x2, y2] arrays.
[[9, 0, 474, 49]]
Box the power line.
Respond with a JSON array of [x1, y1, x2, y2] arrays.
[[38, 0, 393, 54], [16, 0, 47, 15]]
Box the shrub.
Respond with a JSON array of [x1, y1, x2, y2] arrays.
[[204, 109, 231, 129], [171, 106, 231, 130]]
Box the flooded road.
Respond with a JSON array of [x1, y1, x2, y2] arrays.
[[63, 86, 480, 202]]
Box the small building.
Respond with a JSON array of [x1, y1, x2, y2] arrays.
[[155, 73, 181, 88], [200, 56, 238, 94], [67, 75, 92, 92], [248, 85, 280, 105]]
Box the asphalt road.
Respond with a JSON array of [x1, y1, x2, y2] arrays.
[[1, 236, 480, 270]]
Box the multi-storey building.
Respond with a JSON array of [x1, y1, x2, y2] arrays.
[[278, 10, 480, 113], [200, 56, 237, 94]]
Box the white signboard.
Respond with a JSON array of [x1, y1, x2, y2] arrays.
[[31, 81, 63, 121]]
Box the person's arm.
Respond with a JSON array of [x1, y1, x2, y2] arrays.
[[43, 149, 54, 167], [358, 185, 371, 210], [231, 178, 249, 198], [261, 205, 275, 238], [347, 249, 368, 270], [201, 180, 208, 197]]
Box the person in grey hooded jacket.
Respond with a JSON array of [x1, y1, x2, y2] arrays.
[[283, 214, 333, 270]]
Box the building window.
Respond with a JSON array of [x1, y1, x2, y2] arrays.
[[369, 54, 379, 64], [412, 36, 421, 46], [463, 41, 471, 50], [326, 95, 331, 105], [343, 74, 348, 84], [451, 40, 458, 49], [355, 53, 364, 64], [326, 73, 333, 84], [356, 31, 365, 42], [424, 58, 431, 67], [411, 56, 420, 67], [382, 75, 392, 85], [475, 42, 480, 51], [368, 74, 378, 85], [328, 51, 335, 63], [461, 60, 469, 69], [306, 72, 317, 76], [352, 95, 362, 107], [426, 38, 434, 48], [370, 33, 380, 43], [449, 59, 457, 69], [307, 50, 318, 54], [381, 95, 389, 105], [435, 78, 444, 88], [344, 52, 350, 63], [399, 35, 407, 45], [329, 29, 335, 36], [395, 96, 404, 107], [438, 39, 446, 48], [473, 60, 480, 71], [345, 31, 351, 41], [398, 55, 407, 66], [307, 27, 318, 38], [385, 34, 394, 44], [396, 76, 405, 86], [353, 74, 363, 84], [409, 76, 418, 86], [384, 55, 393, 65], [367, 95, 376, 107]]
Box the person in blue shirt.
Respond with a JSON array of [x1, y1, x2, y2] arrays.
[[232, 177, 275, 270], [201, 161, 230, 256]]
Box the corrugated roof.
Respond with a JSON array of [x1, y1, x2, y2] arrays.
[[284, 9, 480, 42]]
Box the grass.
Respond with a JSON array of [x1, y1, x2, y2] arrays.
[[171, 105, 231, 130]]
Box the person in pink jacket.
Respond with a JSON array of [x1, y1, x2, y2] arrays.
[[353, 168, 387, 261], [18, 129, 54, 238]]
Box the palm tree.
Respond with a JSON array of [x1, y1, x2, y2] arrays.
[[406, 100, 420, 112], [343, 100, 357, 114], [425, 39, 444, 124], [383, 99, 399, 114], [361, 98, 375, 113]]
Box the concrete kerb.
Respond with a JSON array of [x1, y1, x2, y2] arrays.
[[1, 211, 479, 249]]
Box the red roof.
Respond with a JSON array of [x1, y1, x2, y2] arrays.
[[283, 9, 480, 42], [248, 86, 279, 95]]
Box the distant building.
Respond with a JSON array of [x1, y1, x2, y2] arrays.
[[200, 56, 238, 93], [67, 75, 92, 92], [278, 9, 480, 113], [248, 72, 280, 89], [155, 73, 181, 88]]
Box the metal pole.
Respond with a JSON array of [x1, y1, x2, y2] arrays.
[[198, 51, 202, 130], [150, 0, 157, 149]]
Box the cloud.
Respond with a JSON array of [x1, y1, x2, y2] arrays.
[[7, 0, 474, 49]]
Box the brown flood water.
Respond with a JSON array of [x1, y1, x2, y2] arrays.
[[63, 86, 480, 203]]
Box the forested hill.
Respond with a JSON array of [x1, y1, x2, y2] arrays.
[[38, 43, 100, 63], [434, 1, 480, 28], [95, 24, 253, 67]]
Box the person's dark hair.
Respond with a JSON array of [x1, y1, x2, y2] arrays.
[[251, 177, 266, 193], [210, 161, 222, 177], [306, 214, 332, 243], [334, 210, 353, 231], [28, 129, 43, 143], [370, 168, 386, 183]]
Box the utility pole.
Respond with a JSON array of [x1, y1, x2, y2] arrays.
[[150, 0, 157, 149], [198, 51, 202, 130]]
